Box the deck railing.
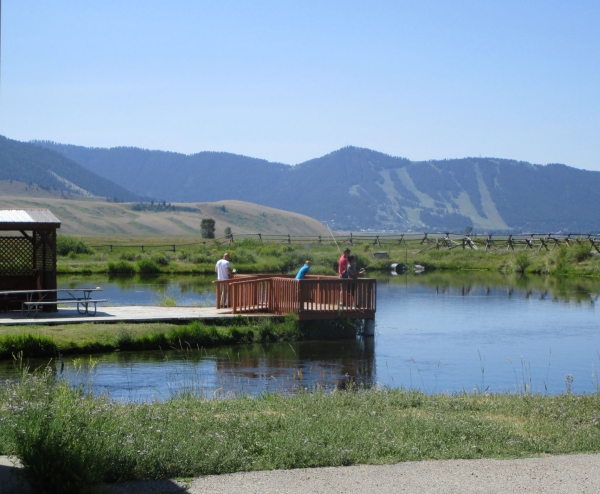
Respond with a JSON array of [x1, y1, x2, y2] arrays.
[[215, 275, 376, 320]]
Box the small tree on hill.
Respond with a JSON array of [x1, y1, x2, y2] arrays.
[[224, 226, 232, 238], [200, 218, 216, 239]]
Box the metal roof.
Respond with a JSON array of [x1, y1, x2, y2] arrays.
[[0, 210, 61, 230]]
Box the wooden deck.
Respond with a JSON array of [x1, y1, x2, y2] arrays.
[[0, 305, 241, 325], [217, 275, 376, 320], [0, 275, 377, 326]]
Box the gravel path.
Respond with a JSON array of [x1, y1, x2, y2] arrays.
[[2, 454, 600, 493]]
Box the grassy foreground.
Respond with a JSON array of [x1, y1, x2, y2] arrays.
[[1, 371, 600, 493], [0, 317, 361, 360]]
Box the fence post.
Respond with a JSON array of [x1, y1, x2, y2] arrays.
[[349, 233, 353, 245], [318, 235, 322, 244], [258, 233, 262, 243], [288, 234, 291, 244], [173, 245, 176, 252], [141, 245, 144, 252], [109, 245, 112, 252]]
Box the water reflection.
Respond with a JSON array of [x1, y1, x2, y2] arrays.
[[8, 338, 375, 402]]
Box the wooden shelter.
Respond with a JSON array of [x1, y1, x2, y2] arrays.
[[0, 210, 61, 310]]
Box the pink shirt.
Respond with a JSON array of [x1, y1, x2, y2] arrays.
[[338, 255, 348, 277]]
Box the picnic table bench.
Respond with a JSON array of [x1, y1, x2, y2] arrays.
[[0, 288, 105, 317]]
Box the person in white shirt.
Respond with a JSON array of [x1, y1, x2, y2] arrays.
[[215, 253, 233, 307], [215, 252, 233, 280]]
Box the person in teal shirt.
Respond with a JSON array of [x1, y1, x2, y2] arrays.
[[295, 260, 312, 279]]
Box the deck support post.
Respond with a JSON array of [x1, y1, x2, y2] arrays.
[[363, 319, 375, 337]]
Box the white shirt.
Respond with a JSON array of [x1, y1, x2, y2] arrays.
[[215, 259, 231, 280]]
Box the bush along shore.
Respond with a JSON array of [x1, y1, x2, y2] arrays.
[[0, 316, 359, 360], [2, 369, 600, 494], [56, 235, 600, 277]]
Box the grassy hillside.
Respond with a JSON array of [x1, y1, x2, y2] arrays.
[[0, 188, 329, 237]]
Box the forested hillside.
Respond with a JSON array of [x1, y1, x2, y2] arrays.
[[32, 140, 600, 232], [0, 136, 139, 201]]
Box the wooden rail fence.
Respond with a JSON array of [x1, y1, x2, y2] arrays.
[[88, 232, 600, 253]]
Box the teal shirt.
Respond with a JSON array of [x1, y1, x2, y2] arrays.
[[295, 264, 310, 279]]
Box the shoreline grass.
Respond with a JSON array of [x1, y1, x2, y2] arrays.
[[2, 370, 600, 493], [0, 317, 358, 360], [54, 235, 600, 278]]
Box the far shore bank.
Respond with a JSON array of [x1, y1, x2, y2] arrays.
[[54, 235, 600, 278]]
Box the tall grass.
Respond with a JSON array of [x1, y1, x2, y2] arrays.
[[52, 235, 600, 278], [0, 316, 319, 358], [3, 370, 600, 493]]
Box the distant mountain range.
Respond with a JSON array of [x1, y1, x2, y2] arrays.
[[0, 136, 139, 202], [2, 136, 599, 232]]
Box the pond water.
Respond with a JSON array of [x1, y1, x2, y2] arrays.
[[3, 272, 600, 400]]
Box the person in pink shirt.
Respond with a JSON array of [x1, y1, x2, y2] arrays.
[[338, 248, 351, 278]]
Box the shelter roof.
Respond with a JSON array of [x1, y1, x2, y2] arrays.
[[0, 210, 61, 231]]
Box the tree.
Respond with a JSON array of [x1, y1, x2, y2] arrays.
[[224, 226, 232, 238], [200, 218, 216, 239]]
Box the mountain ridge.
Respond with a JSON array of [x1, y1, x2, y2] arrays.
[[21, 139, 600, 232], [0, 136, 139, 201]]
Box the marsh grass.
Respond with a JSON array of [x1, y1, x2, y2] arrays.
[[0, 316, 316, 359], [2, 369, 600, 493], [54, 235, 600, 278]]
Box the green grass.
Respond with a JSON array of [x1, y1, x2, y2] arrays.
[[0, 316, 359, 359], [2, 370, 600, 493], [54, 235, 600, 278]]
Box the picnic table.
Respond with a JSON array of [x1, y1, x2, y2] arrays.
[[0, 288, 106, 317]]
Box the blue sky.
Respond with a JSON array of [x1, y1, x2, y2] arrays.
[[1, 1, 599, 170]]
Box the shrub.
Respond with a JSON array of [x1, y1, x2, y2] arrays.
[[191, 253, 212, 264], [137, 258, 161, 274], [553, 246, 569, 272], [151, 252, 170, 266], [571, 243, 592, 263], [56, 236, 94, 256], [514, 252, 531, 273], [119, 252, 139, 262], [107, 260, 135, 275], [177, 249, 190, 261]]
